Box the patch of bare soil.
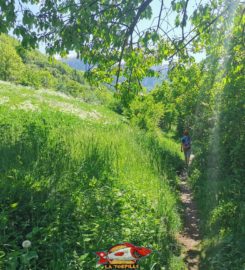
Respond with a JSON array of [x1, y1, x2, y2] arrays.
[[176, 170, 201, 270]]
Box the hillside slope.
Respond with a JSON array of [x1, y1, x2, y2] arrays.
[[0, 82, 185, 269], [0, 34, 113, 104]]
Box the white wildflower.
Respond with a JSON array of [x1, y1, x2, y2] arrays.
[[22, 240, 31, 248]]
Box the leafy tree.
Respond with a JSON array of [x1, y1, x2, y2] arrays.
[[168, 63, 203, 134], [129, 94, 164, 131], [21, 66, 58, 89], [0, 35, 23, 81], [151, 81, 178, 130], [20, 66, 42, 88], [0, 0, 238, 91]]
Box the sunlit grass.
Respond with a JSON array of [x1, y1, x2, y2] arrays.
[[0, 82, 184, 269]]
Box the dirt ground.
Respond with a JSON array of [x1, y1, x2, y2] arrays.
[[176, 168, 201, 270]]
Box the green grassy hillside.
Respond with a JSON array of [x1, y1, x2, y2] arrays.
[[0, 34, 113, 105], [0, 81, 185, 269]]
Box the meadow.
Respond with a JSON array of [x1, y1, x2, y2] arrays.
[[0, 82, 185, 269]]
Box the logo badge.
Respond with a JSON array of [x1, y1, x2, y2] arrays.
[[96, 242, 152, 269]]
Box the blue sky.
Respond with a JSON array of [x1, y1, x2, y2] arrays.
[[138, 0, 206, 62]]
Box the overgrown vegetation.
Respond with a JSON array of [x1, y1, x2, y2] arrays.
[[123, 6, 245, 269], [0, 0, 244, 269], [0, 83, 185, 269], [189, 8, 245, 269]]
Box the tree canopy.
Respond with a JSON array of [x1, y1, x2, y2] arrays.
[[0, 35, 24, 81], [0, 0, 242, 88]]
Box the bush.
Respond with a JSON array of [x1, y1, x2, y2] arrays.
[[128, 94, 164, 131], [0, 35, 24, 82]]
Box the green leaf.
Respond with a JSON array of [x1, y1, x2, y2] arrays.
[[21, 251, 38, 265]]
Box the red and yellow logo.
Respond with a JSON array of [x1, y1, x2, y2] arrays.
[[96, 242, 152, 269]]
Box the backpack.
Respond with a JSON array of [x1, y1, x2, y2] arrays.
[[183, 136, 191, 150]]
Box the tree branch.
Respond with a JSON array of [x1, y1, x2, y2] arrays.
[[127, 0, 153, 37], [169, 6, 230, 60], [181, 0, 189, 41], [115, 0, 153, 90], [157, 0, 164, 31]]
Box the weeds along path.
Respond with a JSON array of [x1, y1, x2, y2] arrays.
[[176, 170, 201, 270], [0, 82, 186, 269]]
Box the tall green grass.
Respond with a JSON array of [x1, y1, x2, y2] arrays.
[[0, 85, 185, 269]]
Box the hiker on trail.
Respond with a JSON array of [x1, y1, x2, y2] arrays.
[[181, 130, 191, 166]]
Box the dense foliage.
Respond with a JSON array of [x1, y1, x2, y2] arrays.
[[0, 83, 185, 269], [123, 5, 244, 269], [189, 7, 245, 269], [0, 0, 244, 269], [0, 0, 238, 93], [136, 5, 244, 268]]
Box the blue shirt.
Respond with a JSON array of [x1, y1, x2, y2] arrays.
[[181, 135, 191, 148]]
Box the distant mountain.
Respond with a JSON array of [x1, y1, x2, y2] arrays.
[[62, 58, 91, 71], [143, 65, 168, 90], [62, 57, 168, 90]]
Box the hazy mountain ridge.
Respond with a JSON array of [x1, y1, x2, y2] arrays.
[[62, 57, 168, 90]]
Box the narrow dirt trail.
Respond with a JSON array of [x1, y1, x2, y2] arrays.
[[176, 170, 201, 270]]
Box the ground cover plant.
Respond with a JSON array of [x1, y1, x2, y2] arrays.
[[0, 82, 185, 269]]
